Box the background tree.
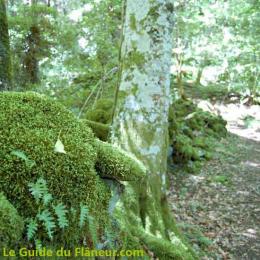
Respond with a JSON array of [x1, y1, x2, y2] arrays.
[[172, 0, 259, 103], [111, 0, 195, 258], [8, 0, 56, 89], [0, 0, 12, 90]]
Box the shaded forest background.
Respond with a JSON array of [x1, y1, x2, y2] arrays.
[[1, 0, 259, 105]]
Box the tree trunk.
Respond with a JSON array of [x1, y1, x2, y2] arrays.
[[21, 0, 41, 85], [0, 0, 12, 90], [111, 0, 195, 258], [195, 68, 203, 85], [23, 24, 40, 84]]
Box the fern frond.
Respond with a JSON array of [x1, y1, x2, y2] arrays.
[[103, 226, 116, 248], [88, 215, 98, 247], [79, 204, 89, 228], [53, 203, 69, 229], [28, 178, 49, 203], [37, 209, 56, 240], [79, 205, 98, 246], [35, 239, 43, 250], [43, 193, 53, 206], [27, 218, 38, 241]]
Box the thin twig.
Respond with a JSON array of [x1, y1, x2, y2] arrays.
[[77, 67, 118, 119]]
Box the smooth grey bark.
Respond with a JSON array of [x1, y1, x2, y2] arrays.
[[112, 0, 174, 192], [111, 2, 193, 256]]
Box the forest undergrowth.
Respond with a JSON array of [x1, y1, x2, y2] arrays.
[[168, 102, 260, 259]]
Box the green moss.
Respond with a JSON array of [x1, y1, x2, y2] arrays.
[[95, 98, 114, 111], [94, 139, 146, 181], [0, 92, 150, 247], [130, 13, 137, 31], [86, 109, 112, 124], [169, 99, 227, 172], [82, 119, 109, 141], [0, 193, 24, 248], [124, 49, 146, 70], [112, 177, 197, 259], [0, 0, 12, 90], [118, 209, 197, 260], [0, 92, 111, 245], [147, 5, 160, 21], [85, 98, 114, 124]]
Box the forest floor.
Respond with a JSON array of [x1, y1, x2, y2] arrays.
[[168, 102, 260, 260]]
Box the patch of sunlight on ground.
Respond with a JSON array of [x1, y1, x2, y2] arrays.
[[242, 161, 260, 168], [197, 100, 260, 142]]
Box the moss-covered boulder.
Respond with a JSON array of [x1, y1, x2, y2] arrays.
[[169, 99, 227, 172], [0, 193, 24, 248], [0, 92, 145, 246]]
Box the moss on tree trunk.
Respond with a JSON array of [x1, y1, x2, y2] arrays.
[[0, 0, 12, 90], [23, 24, 40, 84], [111, 0, 197, 258]]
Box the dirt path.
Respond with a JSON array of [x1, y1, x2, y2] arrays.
[[168, 104, 260, 259]]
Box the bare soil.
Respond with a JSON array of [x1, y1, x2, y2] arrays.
[[168, 103, 260, 259]]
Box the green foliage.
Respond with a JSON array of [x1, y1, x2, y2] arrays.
[[37, 209, 56, 240], [24, 0, 121, 108], [26, 178, 101, 248], [28, 177, 51, 205], [209, 175, 232, 186], [79, 204, 88, 228], [0, 193, 24, 248], [79, 204, 98, 247], [27, 219, 38, 241], [53, 203, 69, 229], [27, 178, 68, 242], [8, 2, 58, 88], [172, 0, 260, 103], [169, 99, 227, 173], [11, 149, 36, 169]]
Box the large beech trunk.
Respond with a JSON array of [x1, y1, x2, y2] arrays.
[[111, 1, 195, 258]]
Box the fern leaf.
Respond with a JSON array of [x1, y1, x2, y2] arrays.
[[28, 178, 49, 203], [79, 204, 88, 228], [35, 239, 43, 250], [88, 215, 98, 247], [53, 203, 69, 229], [43, 193, 53, 206], [27, 219, 38, 241], [79, 205, 98, 246], [11, 150, 36, 169], [37, 209, 56, 240]]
